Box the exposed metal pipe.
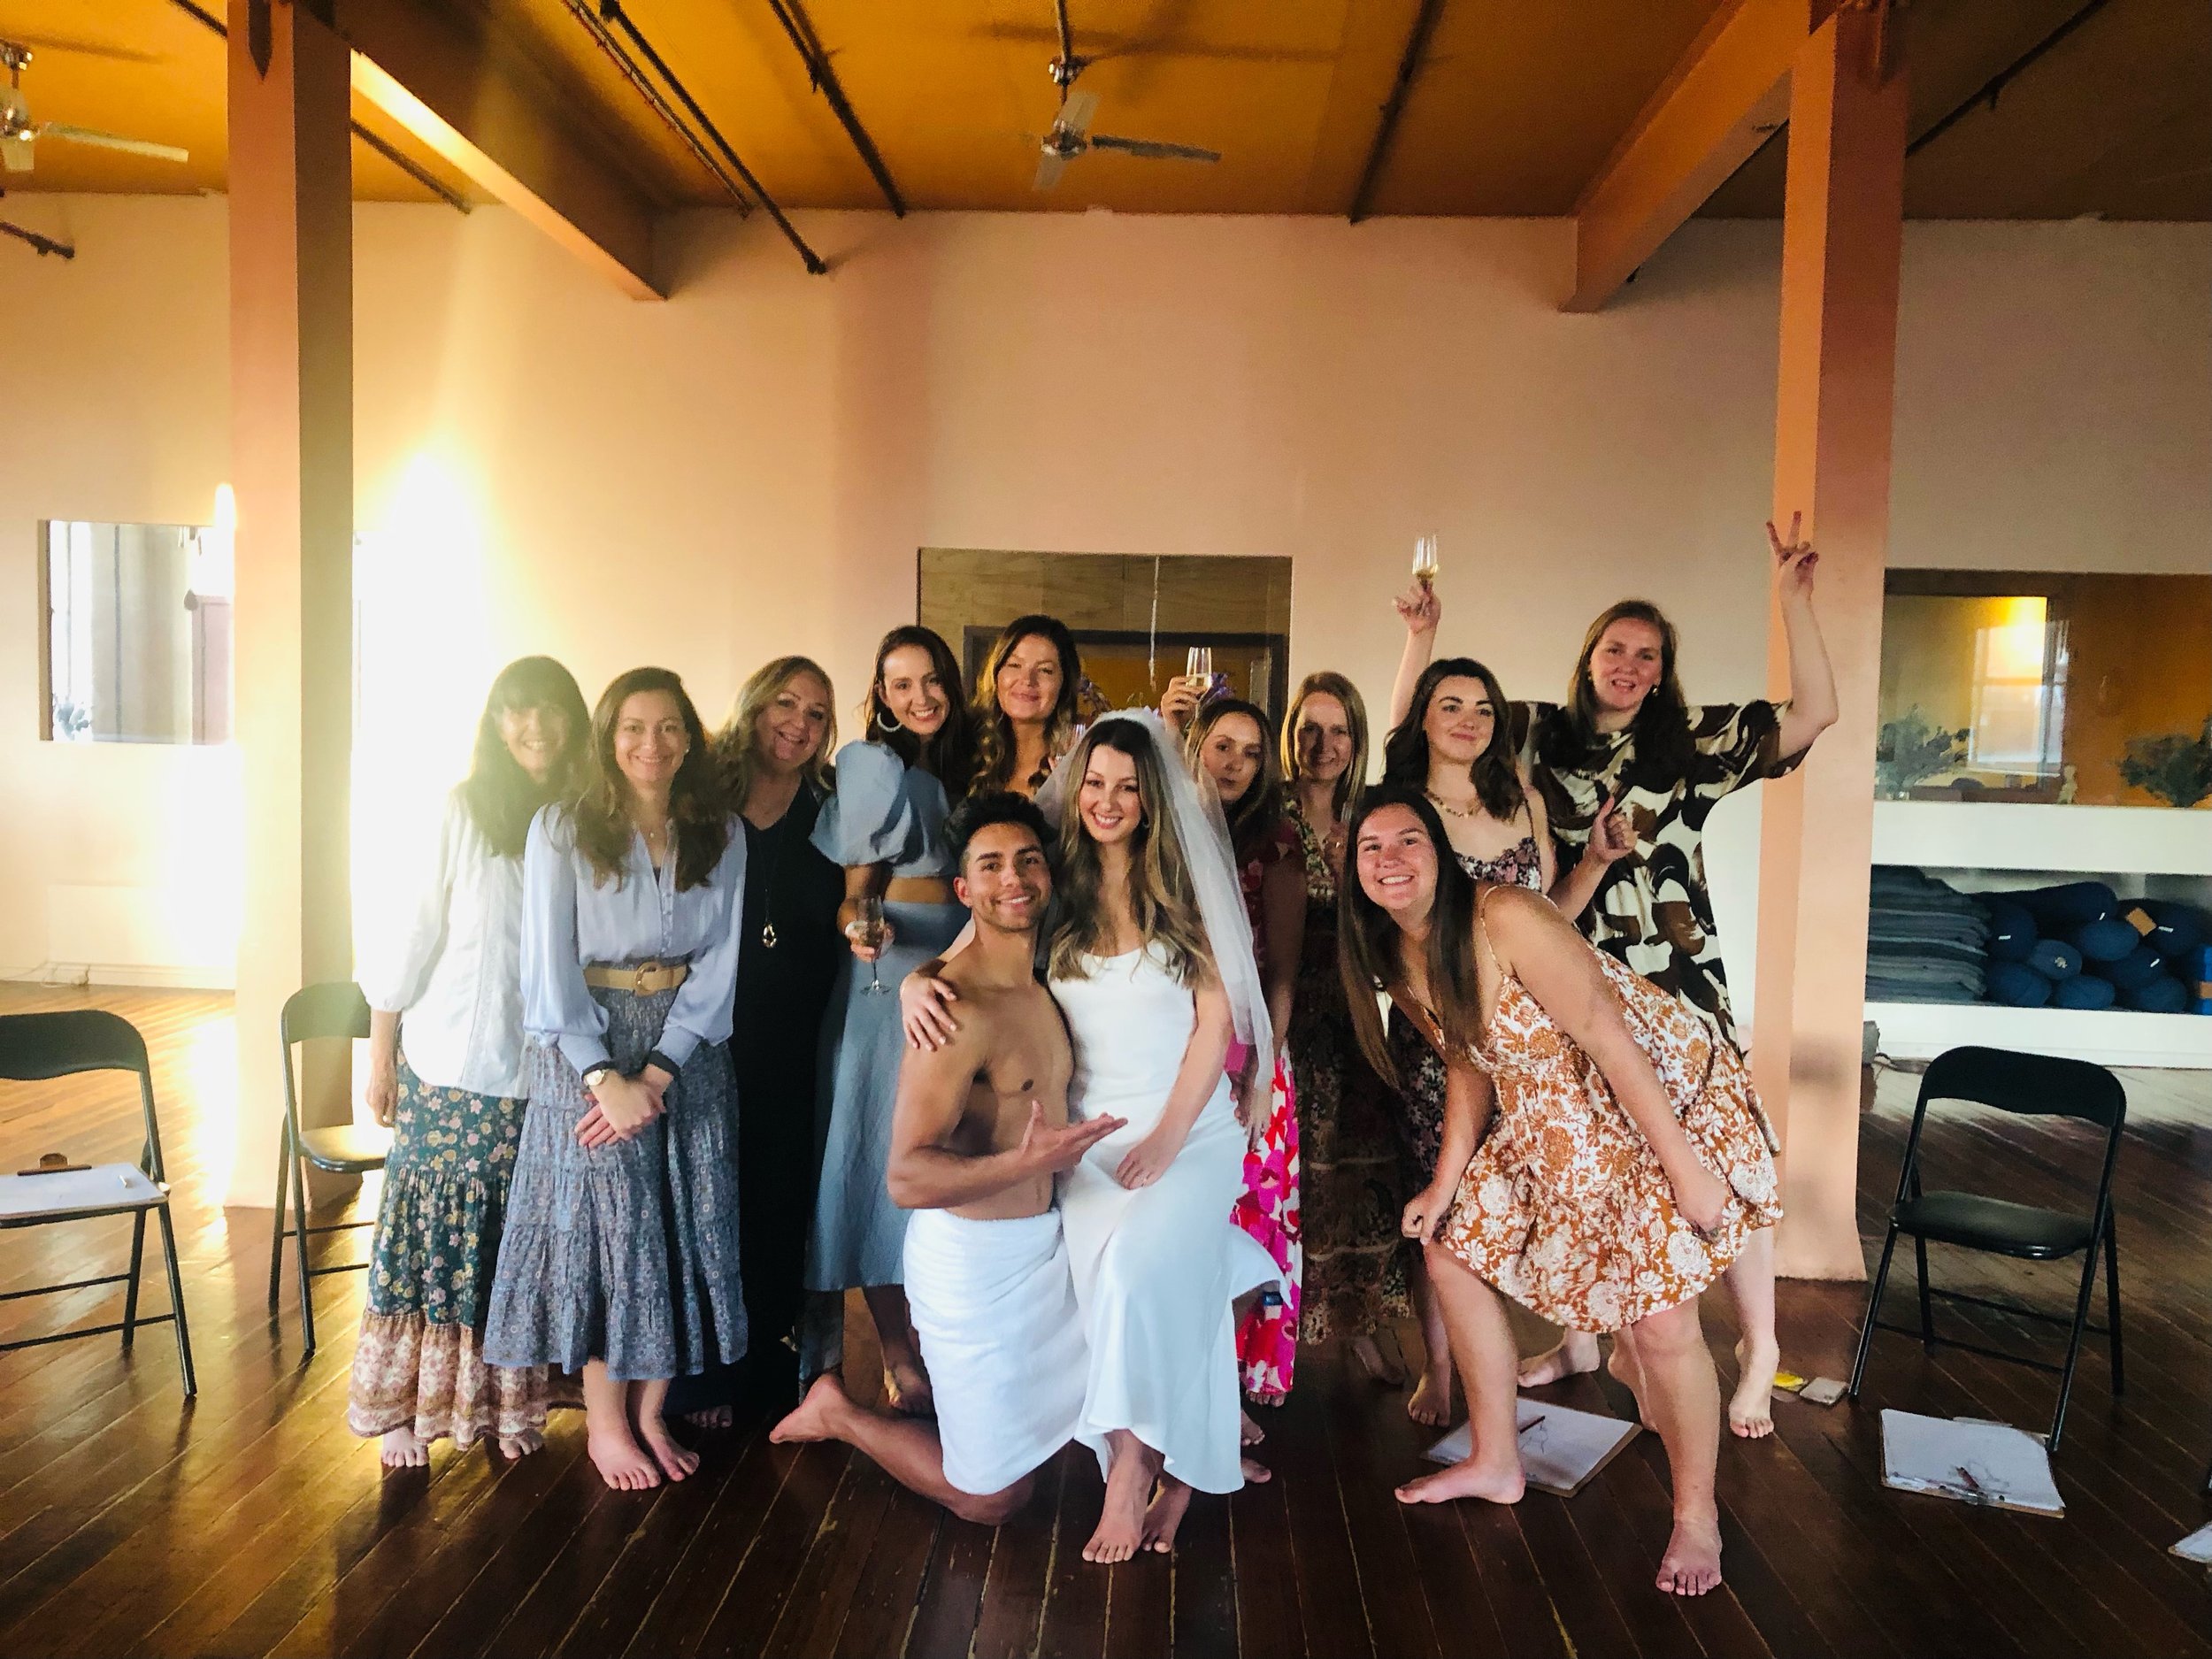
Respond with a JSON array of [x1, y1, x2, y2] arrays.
[[1348, 0, 1445, 224], [557, 0, 754, 218], [1, 212, 75, 258], [765, 0, 904, 216], [598, 0, 826, 273], [1907, 0, 2108, 158], [166, 0, 472, 214]]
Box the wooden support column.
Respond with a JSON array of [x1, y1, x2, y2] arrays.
[[1752, 6, 1907, 1279], [227, 0, 356, 1207]]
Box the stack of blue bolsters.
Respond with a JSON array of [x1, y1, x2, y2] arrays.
[[1981, 881, 2208, 1013]]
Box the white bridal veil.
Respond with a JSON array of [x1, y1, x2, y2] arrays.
[[1036, 709, 1275, 1101]]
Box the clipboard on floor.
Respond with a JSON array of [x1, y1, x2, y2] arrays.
[[1426, 1397, 1641, 1498]]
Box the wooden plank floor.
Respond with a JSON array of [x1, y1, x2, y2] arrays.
[[3, 982, 2209, 1658]]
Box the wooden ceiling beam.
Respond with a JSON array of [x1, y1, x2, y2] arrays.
[[1563, 0, 1816, 312], [330, 0, 663, 299]]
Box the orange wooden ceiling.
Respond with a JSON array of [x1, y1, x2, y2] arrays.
[[0, 0, 2204, 219]]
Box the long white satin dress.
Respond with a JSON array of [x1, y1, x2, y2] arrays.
[[1052, 943, 1286, 1494]]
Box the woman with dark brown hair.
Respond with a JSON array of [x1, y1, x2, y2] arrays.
[[807, 626, 973, 1415], [484, 667, 749, 1492], [970, 614, 1083, 797], [1340, 786, 1780, 1599], [667, 657, 844, 1427], [350, 655, 590, 1468]]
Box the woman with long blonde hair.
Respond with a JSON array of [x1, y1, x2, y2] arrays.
[[969, 614, 1083, 797], [666, 657, 843, 1427]]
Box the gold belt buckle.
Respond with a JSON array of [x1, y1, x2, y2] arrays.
[[632, 960, 659, 995]]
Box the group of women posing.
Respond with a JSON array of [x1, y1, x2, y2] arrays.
[[345, 516, 1836, 1596]]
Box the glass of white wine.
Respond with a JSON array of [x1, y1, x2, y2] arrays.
[[1412, 532, 1440, 588], [857, 892, 892, 994]]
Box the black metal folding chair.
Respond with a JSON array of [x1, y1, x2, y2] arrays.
[[1847, 1043, 2126, 1452], [0, 1010, 196, 1396], [267, 982, 389, 1357]]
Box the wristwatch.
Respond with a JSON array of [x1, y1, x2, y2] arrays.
[[581, 1063, 616, 1090]]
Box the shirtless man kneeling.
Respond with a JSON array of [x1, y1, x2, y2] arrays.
[[772, 793, 1123, 1523]]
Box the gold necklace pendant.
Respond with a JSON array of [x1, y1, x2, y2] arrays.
[[762, 922, 779, 949], [1426, 789, 1481, 819]]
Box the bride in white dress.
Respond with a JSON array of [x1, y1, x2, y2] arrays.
[[1038, 712, 1285, 1563]]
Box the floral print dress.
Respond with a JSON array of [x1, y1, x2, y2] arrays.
[[1431, 888, 1783, 1332], [1232, 816, 1303, 1403]]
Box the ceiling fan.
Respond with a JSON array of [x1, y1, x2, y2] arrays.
[[1033, 1, 1220, 192], [1, 42, 190, 175]]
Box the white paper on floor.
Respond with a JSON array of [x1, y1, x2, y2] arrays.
[[1879, 1409, 2064, 1517], [2173, 1522, 2212, 1563], [1425, 1397, 1640, 1497]]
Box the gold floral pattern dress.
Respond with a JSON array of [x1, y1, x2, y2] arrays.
[[1432, 892, 1783, 1332]]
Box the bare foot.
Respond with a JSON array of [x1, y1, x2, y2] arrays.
[[1349, 1333, 1406, 1387], [1084, 1454, 1153, 1563], [588, 1423, 664, 1492], [1240, 1455, 1273, 1486], [771, 1373, 850, 1445], [1141, 1477, 1194, 1553], [496, 1430, 544, 1459], [684, 1403, 734, 1432], [884, 1361, 936, 1419], [1394, 1456, 1525, 1506], [1518, 1331, 1601, 1387], [1240, 1409, 1265, 1448], [380, 1428, 429, 1469], [636, 1414, 699, 1482], [1407, 1365, 1454, 1428], [1728, 1336, 1780, 1440], [1606, 1340, 1653, 1429], [1656, 1512, 1724, 1596]]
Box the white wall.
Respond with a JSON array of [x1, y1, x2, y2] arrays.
[[1, 195, 2205, 1003]]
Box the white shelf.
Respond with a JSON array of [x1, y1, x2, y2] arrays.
[[1871, 801, 2212, 878], [1868, 1001, 2212, 1071]]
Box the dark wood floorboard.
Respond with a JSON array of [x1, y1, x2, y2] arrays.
[[4, 986, 2209, 1657]]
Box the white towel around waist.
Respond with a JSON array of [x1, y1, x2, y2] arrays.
[[902, 1206, 1088, 1496]]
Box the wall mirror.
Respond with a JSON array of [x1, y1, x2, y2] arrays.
[[39, 519, 234, 744]]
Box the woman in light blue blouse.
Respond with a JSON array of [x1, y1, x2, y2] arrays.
[[805, 626, 972, 1416], [484, 666, 749, 1492]]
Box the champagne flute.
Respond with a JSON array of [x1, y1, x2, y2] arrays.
[[1412, 532, 1440, 588], [1185, 646, 1215, 705], [857, 892, 892, 994]]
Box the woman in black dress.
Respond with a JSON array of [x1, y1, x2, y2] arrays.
[[672, 656, 845, 1423]]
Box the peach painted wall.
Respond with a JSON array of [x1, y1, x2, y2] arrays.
[[1, 197, 2207, 1023]]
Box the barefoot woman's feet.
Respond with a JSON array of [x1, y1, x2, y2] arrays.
[[380, 1428, 429, 1469], [636, 1414, 700, 1482], [496, 1430, 545, 1459], [1141, 1478, 1194, 1553], [1518, 1330, 1601, 1388], [1349, 1333, 1407, 1387], [1394, 1456, 1525, 1506], [1240, 1409, 1265, 1448], [588, 1423, 664, 1491], [1084, 1455, 1154, 1563], [1728, 1336, 1781, 1440], [770, 1372, 850, 1444], [884, 1361, 936, 1419], [1656, 1512, 1724, 1596], [683, 1403, 734, 1432], [1240, 1455, 1273, 1485], [1407, 1365, 1454, 1428]]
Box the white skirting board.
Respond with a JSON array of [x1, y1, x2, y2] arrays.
[[1868, 1001, 2212, 1070]]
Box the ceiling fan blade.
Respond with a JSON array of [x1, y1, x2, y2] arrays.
[[1057, 88, 1098, 140], [1033, 146, 1068, 191], [38, 124, 189, 164], [1, 134, 32, 173], [1087, 134, 1221, 164]]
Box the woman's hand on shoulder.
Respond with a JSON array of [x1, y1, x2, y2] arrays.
[[901, 960, 961, 1049]]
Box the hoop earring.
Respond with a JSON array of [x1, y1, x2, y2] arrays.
[[875, 706, 901, 734]]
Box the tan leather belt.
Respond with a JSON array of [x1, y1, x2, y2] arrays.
[[583, 960, 689, 995], [885, 876, 956, 905]]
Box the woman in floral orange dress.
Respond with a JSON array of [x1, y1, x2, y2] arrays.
[[1339, 786, 1780, 1601]]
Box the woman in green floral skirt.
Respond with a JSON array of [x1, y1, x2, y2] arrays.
[[349, 657, 590, 1466]]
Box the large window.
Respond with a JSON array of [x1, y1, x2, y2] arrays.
[[41, 519, 233, 745]]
